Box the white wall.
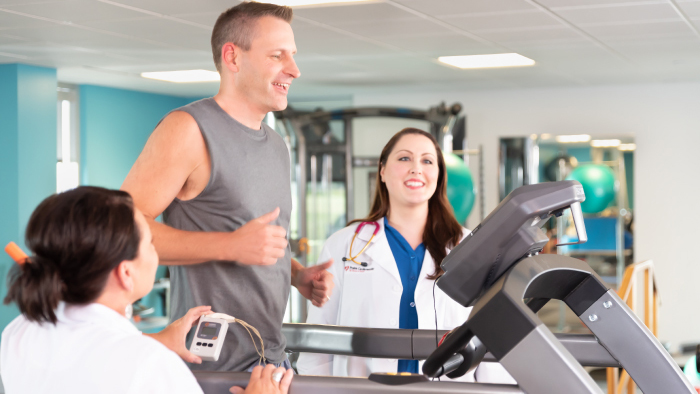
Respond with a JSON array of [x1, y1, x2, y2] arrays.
[[354, 82, 700, 349]]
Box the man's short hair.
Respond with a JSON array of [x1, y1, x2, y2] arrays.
[[211, 1, 293, 72]]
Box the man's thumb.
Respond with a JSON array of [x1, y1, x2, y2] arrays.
[[310, 259, 333, 272], [256, 207, 280, 224]]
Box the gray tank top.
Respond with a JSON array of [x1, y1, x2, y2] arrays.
[[163, 98, 292, 371]]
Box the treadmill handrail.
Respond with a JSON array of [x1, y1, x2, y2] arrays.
[[281, 323, 619, 367]]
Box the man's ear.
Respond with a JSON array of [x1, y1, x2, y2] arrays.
[[115, 261, 134, 293], [221, 43, 241, 73]]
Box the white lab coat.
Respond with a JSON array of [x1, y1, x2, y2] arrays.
[[1, 302, 203, 394], [297, 218, 515, 384]]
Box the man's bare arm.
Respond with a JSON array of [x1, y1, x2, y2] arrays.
[[121, 111, 286, 266]]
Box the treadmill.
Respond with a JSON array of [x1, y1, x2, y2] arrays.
[[195, 181, 693, 394]]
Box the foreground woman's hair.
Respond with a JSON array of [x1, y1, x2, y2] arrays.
[[4, 186, 140, 324]]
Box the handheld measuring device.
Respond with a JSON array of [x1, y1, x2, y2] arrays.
[[190, 315, 229, 362], [190, 312, 265, 363]]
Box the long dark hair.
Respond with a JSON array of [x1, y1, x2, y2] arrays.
[[350, 128, 463, 279], [4, 186, 141, 324]]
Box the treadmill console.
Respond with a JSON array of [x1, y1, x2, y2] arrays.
[[438, 181, 587, 307]]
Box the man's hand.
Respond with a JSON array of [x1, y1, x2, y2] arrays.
[[292, 259, 334, 307], [146, 306, 212, 364], [229, 364, 293, 394], [228, 208, 288, 265]]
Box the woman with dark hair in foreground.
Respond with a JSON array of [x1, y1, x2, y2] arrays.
[[0, 186, 292, 394]]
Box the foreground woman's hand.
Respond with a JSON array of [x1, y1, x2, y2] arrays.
[[230, 364, 294, 394], [145, 305, 213, 364]]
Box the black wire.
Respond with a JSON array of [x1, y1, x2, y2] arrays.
[[433, 279, 438, 347], [432, 277, 440, 381]]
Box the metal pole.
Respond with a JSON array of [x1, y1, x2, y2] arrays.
[[345, 118, 354, 222], [286, 118, 308, 323], [615, 149, 628, 287], [557, 159, 566, 332]]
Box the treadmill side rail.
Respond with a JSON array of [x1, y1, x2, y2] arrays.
[[499, 324, 601, 394], [423, 254, 692, 394], [581, 290, 694, 393]]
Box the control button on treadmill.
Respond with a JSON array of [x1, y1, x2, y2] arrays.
[[208, 343, 214, 347]]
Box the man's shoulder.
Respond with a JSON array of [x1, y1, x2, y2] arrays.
[[153, 110, 203, 146], [161, 110, 199, 129]]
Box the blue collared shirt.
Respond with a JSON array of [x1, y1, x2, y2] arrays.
[[384, 217, 425, 373]]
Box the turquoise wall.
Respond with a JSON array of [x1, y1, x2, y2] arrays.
[[0, 66, 19, 250], [0, 64, 57, 328], [79, 85, 200, 189], [1, 72, 203, 330]]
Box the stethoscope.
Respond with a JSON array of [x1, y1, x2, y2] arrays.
[[342, 221, 380, 267]]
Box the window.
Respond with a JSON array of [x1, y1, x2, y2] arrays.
[[56, 84, 79, 193]]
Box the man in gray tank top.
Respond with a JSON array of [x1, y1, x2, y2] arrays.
[[121, 2, 334, 372]]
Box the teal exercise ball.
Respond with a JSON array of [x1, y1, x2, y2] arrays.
[[566, 164, 617, 214], [444, 153, 476, 224], [683, 355, 700, 388]]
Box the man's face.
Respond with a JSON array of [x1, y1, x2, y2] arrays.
[[236, 16, 300, 115]]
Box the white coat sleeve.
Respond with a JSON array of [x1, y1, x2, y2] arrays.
[[296, 238, 344, 376]]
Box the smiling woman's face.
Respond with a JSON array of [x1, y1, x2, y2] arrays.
[[380, 133, 440, 210]]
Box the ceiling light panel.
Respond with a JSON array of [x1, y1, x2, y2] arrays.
[[555, 135, 591, 143], [141, 70, 220, 83], [438, 53, 535, 69], [591, 139, 621, 147]]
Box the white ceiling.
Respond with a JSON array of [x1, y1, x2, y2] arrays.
[[2, 0, 700, 99]]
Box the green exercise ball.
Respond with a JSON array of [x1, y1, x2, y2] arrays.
[[444, 153, 476, 224], [566, 164, 617, 214], [683, 355, 700, 388]]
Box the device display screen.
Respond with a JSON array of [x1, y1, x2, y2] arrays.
[[200, 326, 218, 336]]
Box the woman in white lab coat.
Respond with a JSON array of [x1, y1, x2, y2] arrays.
[[297, 128, 513, 383]]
